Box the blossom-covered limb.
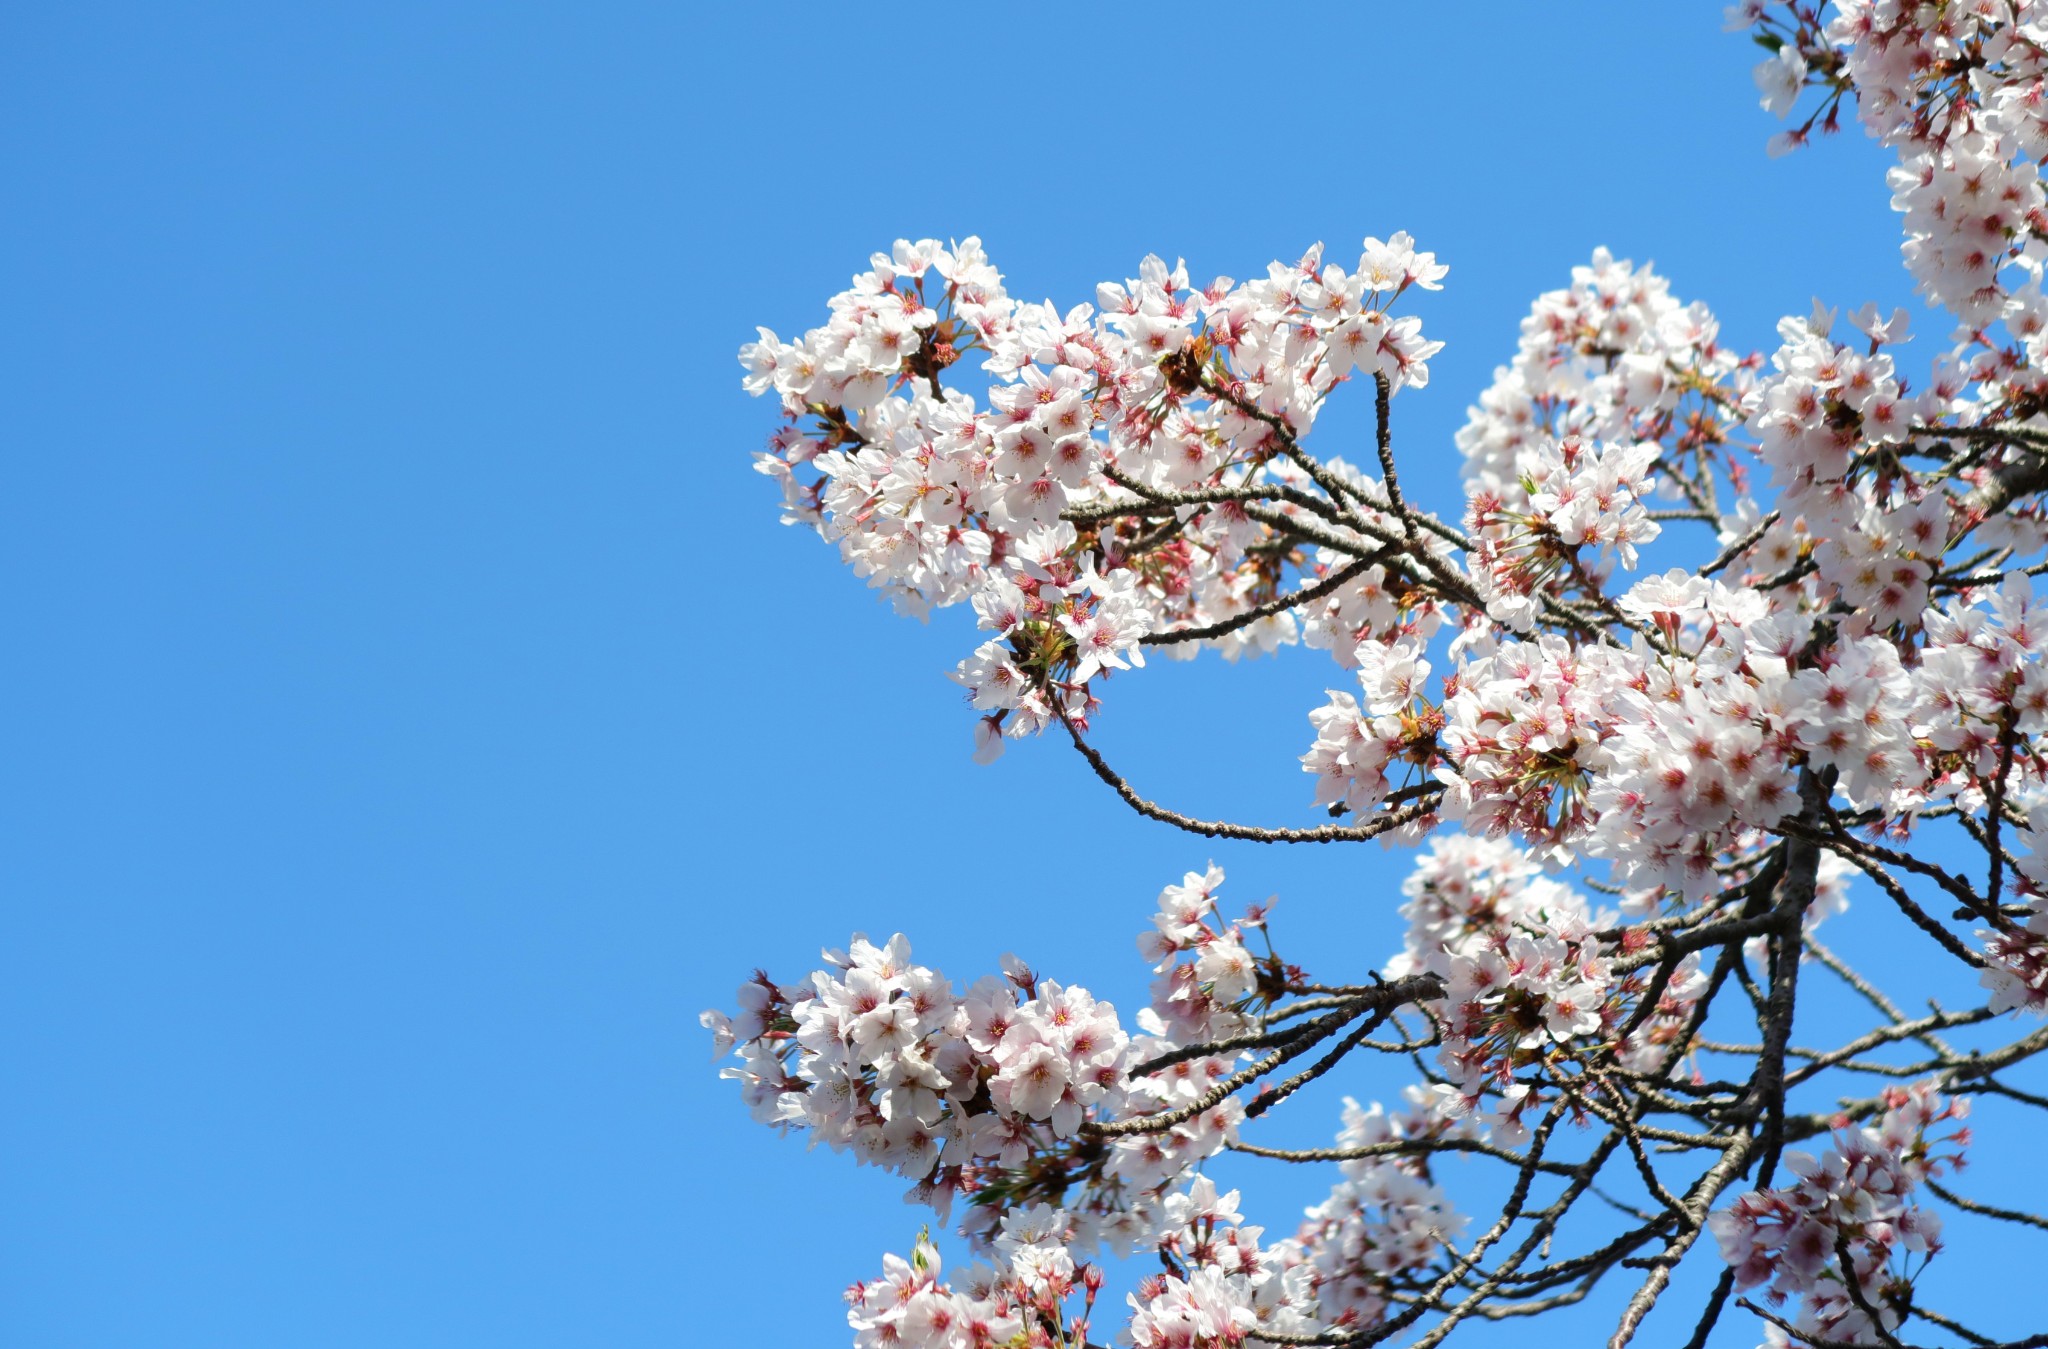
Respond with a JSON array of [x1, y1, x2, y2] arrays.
[[720, 10, 2048, 1342]]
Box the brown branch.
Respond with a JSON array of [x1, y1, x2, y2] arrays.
[[1833, 1231, 1906, 1349], [1138, 553, 1383, 647], [1698, 510, 1780, 577], [1370, 371, 1413, 539], [1227, 1135, 1576, 1176], [1091, 976, 1445, 1137], [1925, 1179, 2048, 1232], [1047, 689, 1442, 843]]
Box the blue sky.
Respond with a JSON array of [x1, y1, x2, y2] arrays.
[[3, 3, 2039, 1346]]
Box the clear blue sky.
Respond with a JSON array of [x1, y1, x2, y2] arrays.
[[3, 4, 2038, 1346]]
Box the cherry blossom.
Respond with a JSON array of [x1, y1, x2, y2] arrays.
[[721, 9, 2048, 1346]]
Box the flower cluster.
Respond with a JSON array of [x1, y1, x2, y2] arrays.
[[1385, 837, 1707, 1141], [845, 1212, 1097, 1349], [1456, 247, 1750, 510], [1271, 1093, 1467, 1330], [846, 1180, 1324, 1349], [743, 235, 1453, 757], [1586, 573, 1807, 892], [1137, 865, 1294, 1045], [952, 545, 1153, 762], [742, 239, 1014, 607], [1710, 1082, 1969, 1347], [704, 933, 1253, 1255], [1129, 1177, 1321, 1349], [1742, 308, 1952, 624], [1914, 573, 2048, 804], [1300, 637, 1443, 822], [1294, 520, 1452, 671], [1429, 553, 2048, 887], [1466, 436, 1662, 629], [1762, 3, 2048, 321], [1981, 803, 2048, 1013], [1431, 633, 1623, 853], [1389, 829, 1848, 1092], [1752, 0, 2048, 429]]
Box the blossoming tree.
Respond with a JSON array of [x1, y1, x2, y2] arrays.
[[708, 5, 2048, 1346]]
